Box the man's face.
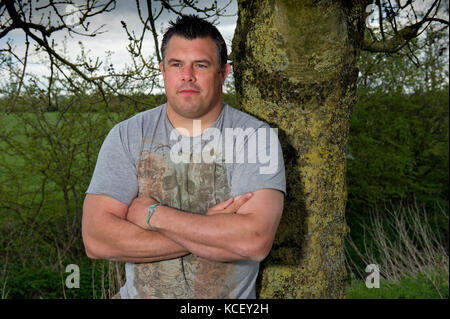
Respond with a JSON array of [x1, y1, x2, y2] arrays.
[[160, 35, 230, 120]]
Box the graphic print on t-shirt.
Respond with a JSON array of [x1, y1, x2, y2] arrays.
[[133, 148, 237, 298]]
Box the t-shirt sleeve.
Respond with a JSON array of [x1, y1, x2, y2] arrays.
[[86, 124, 138, 205], [230, 125, 286, 197]]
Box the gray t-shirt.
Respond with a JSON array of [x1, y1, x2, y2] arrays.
[[86, 103, 286, 298]]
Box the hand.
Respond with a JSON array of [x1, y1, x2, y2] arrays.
[[206, 193, 253, 216], [126, 196, 158, 229]]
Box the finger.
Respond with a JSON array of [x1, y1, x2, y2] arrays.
[[233, 192, 253, 209], [224, 192, 253, 213], [210, 197, 234, 211]]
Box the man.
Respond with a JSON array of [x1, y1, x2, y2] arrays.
[[82, 15, 285, 299]]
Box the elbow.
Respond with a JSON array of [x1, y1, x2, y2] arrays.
[[83, 235, 119, 261], [83, 242, 112, 260], [235, 236, 273, 262], [82, 227, 96, 259], [83, 236, 100, 259], [82, 226, 121, 261], [82, 231, 107, 260], [84, 239, 101, 259], [82, 221, 114, 260], [85, 247, 99, 259], [251, 243, 272, 262]]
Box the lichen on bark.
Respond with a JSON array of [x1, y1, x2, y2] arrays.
[[232, 0, 363, 298]]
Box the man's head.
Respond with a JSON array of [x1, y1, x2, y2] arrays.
[[160, 15, 231, 124], [161, 15, 228, 69]]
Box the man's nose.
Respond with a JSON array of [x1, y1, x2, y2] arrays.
[[181, 65, 195, 82]]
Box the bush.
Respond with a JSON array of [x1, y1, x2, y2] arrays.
[[346, 88, 449, 215], [345, 199, 449, 299]]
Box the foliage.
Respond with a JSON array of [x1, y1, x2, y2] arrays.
[[346, 87, 449, 213], [0, 66, 145, 300], [347, 22, 449, 215], [345, 198, 449, 299], [345, 26, 449, 300], [346, 267, 449, 299]]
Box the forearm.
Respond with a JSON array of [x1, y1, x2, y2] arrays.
[[150, 206, 256, 261], [82, 210, 189, 263], [154, 219, 246, 262]]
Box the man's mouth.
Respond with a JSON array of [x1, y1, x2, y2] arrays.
[[179, 89, 200, 95]]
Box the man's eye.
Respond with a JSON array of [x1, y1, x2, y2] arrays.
[[196, 64, 207, 68], [171, 63, 181, 67]]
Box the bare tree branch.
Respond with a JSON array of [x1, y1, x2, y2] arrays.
[[362, 0, 448, 53]]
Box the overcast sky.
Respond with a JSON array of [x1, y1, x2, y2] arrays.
[[1, 0, 238, 81], [1, 0, 448, 87]]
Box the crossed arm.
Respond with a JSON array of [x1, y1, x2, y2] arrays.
[[82, 189, 283, 263]]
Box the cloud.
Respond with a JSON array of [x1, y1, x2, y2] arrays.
[[1, 0, 238, 81]]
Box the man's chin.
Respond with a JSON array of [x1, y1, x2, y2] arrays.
[[172, 104, 204, 119]]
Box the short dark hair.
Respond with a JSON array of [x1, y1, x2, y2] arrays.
[[160, 15, 228, 68]]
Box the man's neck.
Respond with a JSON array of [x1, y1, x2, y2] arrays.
[[166, 102, 223, 137]]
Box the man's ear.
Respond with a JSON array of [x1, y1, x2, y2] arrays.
[[220, 63, 231, 83], [159, 61, 165, 76]]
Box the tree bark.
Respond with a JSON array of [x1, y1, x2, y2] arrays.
[[232, 0, 366, 298]]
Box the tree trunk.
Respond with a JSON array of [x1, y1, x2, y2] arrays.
[[232, 0, 366, 298]]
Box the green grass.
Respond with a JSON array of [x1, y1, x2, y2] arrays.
[[1, 259, 124, 299], [346, 270, 449, 299]]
